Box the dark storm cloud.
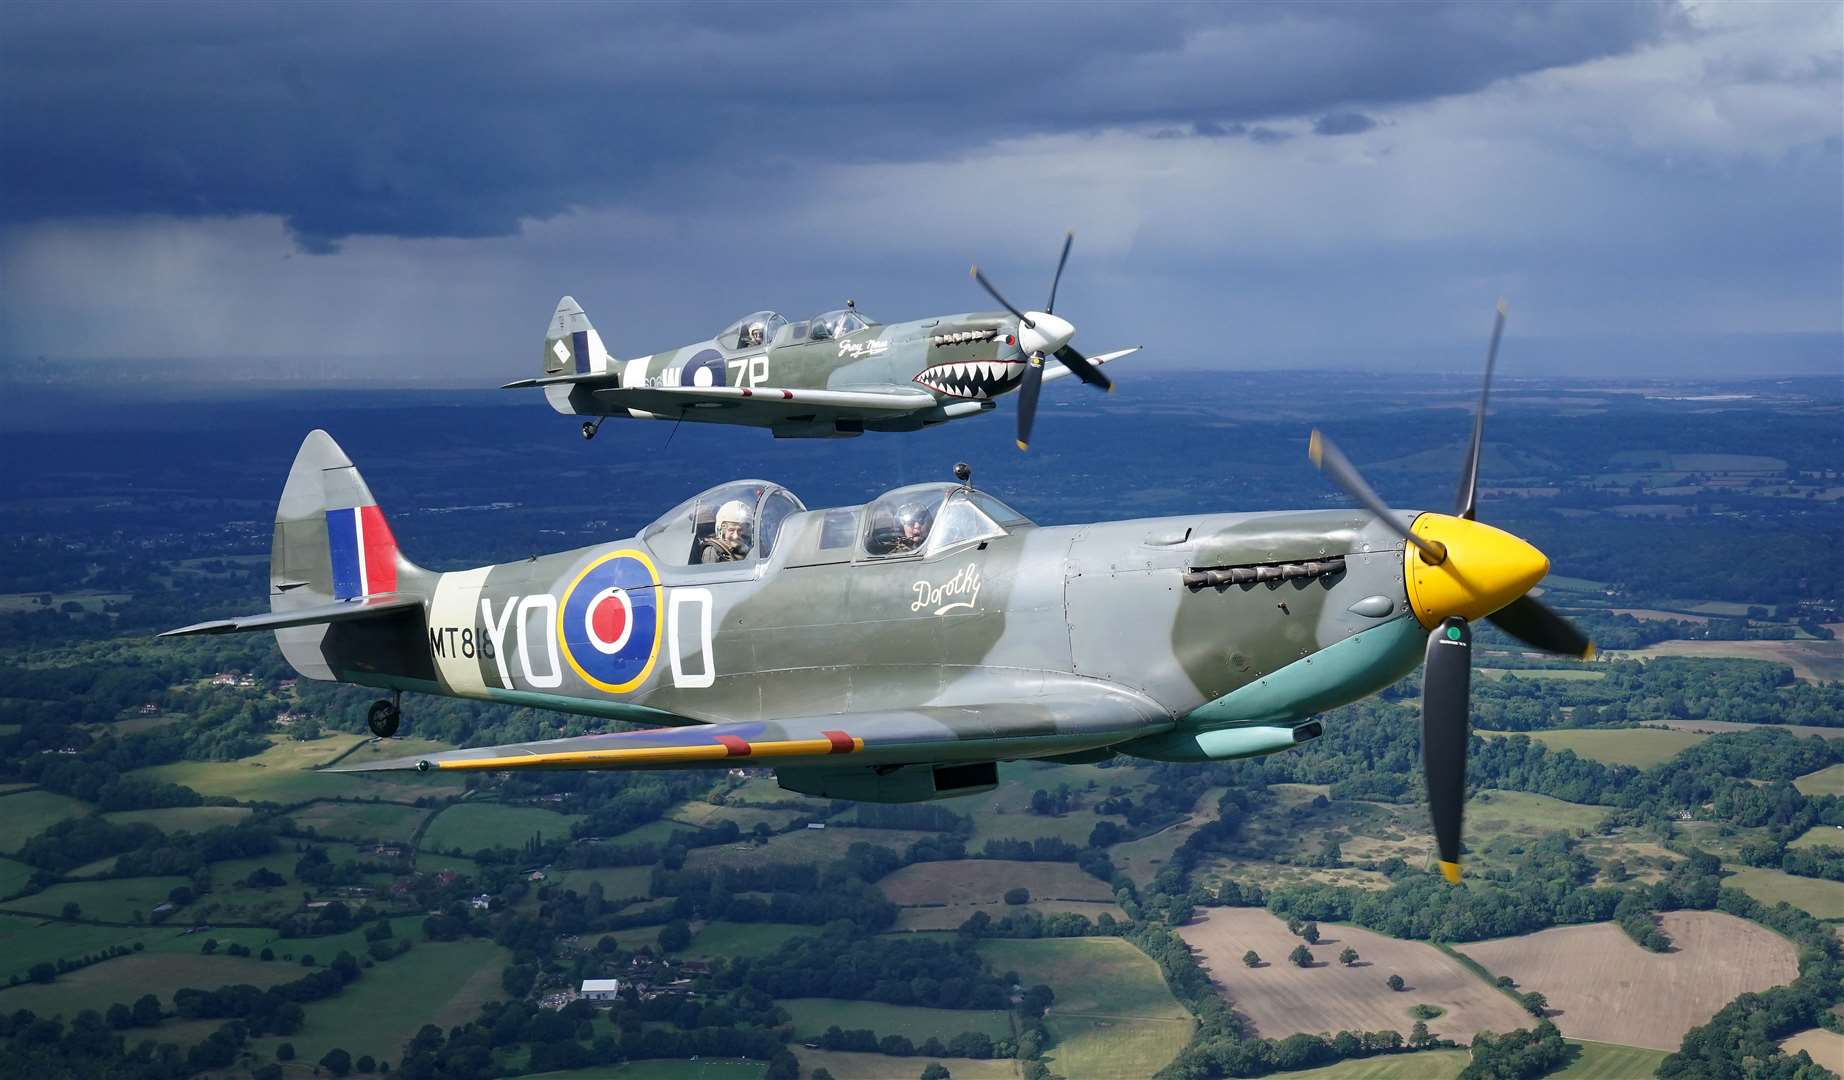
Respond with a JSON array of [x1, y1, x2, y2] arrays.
[[0, 0, 1682, 250]]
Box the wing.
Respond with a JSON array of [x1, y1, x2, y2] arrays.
[[1040, 346, 1140, 385], [326, 687, 1172, 775]]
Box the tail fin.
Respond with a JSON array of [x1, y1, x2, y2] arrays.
[[543, 296, 613, 378], [166, 431, 432, 687], [273, 430, 420, 611]]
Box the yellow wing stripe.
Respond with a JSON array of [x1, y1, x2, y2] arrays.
[[430, 735, 865, 772]]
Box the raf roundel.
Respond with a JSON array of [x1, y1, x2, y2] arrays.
[[558, 549, 662, 693]]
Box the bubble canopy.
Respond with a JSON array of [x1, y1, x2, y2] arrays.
[[641, 481, 805, 567], [860, 482, 1032, 558]]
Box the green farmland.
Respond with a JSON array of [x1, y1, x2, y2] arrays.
[[421, 801, 586, 853]]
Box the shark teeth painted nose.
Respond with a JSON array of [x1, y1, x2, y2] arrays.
[[1403, 513, 1549, 627]]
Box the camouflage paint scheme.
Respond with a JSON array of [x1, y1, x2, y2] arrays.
[[168, 431, 1430, 802], [511, 297, 1138, 439]]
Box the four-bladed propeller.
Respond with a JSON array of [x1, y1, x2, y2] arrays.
[[1309, 301, 1595, 884], [971, 232, 1113, 450]]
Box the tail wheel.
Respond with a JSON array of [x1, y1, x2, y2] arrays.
[[581, 421, 598, 440], [367, 699, 401, 739]]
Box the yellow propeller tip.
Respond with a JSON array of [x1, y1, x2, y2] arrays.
[[1308, 429, 1324, 466], [1015, 440, 1029, 452], [1438, 860, 1462, 884], [1582, 643, 1598, 661], [969, 265, 979, 277]]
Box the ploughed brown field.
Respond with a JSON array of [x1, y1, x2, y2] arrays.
[[1456, 911, 1800, 1050], [1178, 908, 1531, 1044]]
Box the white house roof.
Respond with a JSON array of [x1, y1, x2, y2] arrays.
[[580, 979, 622, 993]]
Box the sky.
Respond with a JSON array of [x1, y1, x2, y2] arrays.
[[2, 0, 1839, 380]]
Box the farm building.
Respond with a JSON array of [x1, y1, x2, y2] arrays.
[[580, 979, 622, 1002]]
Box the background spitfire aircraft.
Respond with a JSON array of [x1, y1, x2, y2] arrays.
[[167, 306, 1592, 882], [506, 235, 1138, 449]]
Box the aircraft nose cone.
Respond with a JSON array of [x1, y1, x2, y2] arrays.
[[1403, 513, 1549, 628], [1019, 312, 1074, 356]]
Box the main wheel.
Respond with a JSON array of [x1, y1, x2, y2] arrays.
[[581, 421, 597, 440], [367, 699, 401, 739]]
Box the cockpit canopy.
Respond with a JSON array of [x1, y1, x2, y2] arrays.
[[803, 308, 876, 342], [717, 311, 787, 352], [642, 480, 805, 567], [860, 482, 1031, 559]]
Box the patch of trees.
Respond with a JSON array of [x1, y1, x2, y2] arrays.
[[648, 855, 897, 930], [979, 837, 1081, 862], [1460, 1021, 1570, 1080], [715, 925, 1011, 1009], [815, 1025, 1001, 1059], [847, 801, 973, 834]]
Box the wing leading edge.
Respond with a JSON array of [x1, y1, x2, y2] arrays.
[[326, 689, 1172, 775]]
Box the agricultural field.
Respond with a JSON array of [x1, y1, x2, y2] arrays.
[[1476, 668, 1607, 682], [1608, 638, 1844, 683], [1179, 908, 1532, 1045], [1658, 718, 1844, 742], [1481, 727, 1708, 769], [0, 950, 294, 1019], [668, 800, 807, 833], [246, 938, 511, 1065], [1107, 786, 1228, 887], [1778, 1028, 1844, 1069], [1794, 763, 1844, 797], [1573, 835, 1683, 885], [1788, 825, 1844, 850], [0, 789, 93, 852], [1547, 1040, 1670, 1079], [5, 875, 193, 923], [792, 1049, 1014, 1080], [1720, 865, 1844, 919], [0, 915, 142, 983], [777, 998, 1012, 1042], [893, 899, 1125, 932], [100, 805, 254, 831], [136, 733, 463, 804], [548, 865, 655, 902], [420, 801, 586, 854], [682, 921, 816, 961], [0, 857, 35, 898], [1456, 911, 1799, 1050], [525, 1061, 767, 1080], [683, 825, 937, 871], [880, 860, 1116, 907], [1264, 1051, 1469, 1080], [287, 799, 430, 843], [977, 936, 1193, 1079]]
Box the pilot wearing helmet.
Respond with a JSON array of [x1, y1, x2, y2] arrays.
[[700, 499, 754, 563], [745, 321, 767, 348], [885, 500, 934, 555]]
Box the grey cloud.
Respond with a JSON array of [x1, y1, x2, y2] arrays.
[[0, 1, 1683, 250], [1314, 112, 1378, 136]]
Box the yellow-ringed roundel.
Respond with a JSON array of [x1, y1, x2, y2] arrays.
[[559, 549, 662, 693]]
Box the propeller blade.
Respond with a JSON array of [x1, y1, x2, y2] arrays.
[[1053, 345, 1111, 392], [1015, 354, 1045, 451], [1455, 299, 1508, 521], [1046, 231, 1073, 314], [1423, 616, 1472, 883], [1487, 594, 1595, 659], [1308, 430, 1448, 564], [971, 266, 1033, 328]]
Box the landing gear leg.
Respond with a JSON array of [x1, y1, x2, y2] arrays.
[[367, 692, 402, 739], [581, 419, 603, 441]]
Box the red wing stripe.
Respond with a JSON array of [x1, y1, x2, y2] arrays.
[[740, 388, 753, 397], [715, 735, 751, 757], [822, 730, 854, 754], [780, 390, 793, 400]]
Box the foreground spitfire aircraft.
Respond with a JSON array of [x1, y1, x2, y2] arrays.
[[167, 306, 1591, 881], [505, 235, 1137, 449]]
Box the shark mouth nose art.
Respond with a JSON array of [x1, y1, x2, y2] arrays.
[[916, 360, 1028, 399]]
